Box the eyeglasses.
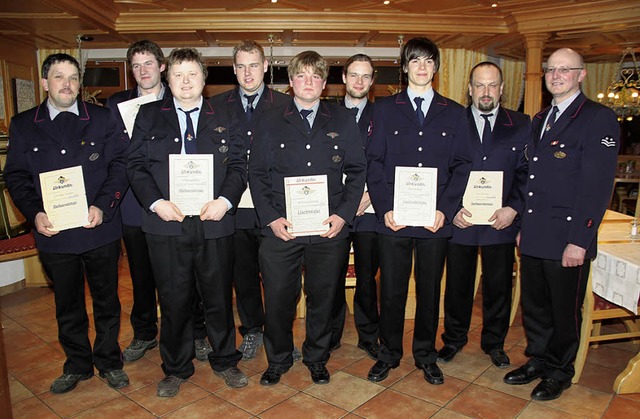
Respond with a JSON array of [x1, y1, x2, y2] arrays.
[[543, 67, 583, 75]]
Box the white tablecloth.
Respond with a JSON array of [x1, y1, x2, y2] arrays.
[[592, 242, 640, 314]]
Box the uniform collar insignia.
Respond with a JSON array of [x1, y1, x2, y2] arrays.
[[214, 126, 226, 133], [327, 132, 339, 139]]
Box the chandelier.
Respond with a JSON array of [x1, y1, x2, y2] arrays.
[[597, 48, 640, 121]]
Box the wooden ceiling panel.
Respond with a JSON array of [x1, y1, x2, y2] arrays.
[[0, 0, 638, 61]]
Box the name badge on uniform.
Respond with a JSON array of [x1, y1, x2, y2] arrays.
[[219, 145, 228, 153], [553, 151, 566, 159], [214, 126, 226, 133], [89, 153, 100, 161], [332, 155, 342, 163]]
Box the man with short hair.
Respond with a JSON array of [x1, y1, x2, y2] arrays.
[[5, 53, 130, 393], [250, 51, 366, 386], [503, 48, 619, 401], [438, 61, 530, 368], [365, 37, 472, 385], [127, 48, 248, 397], [209, 40, 290, 360], [330, 54, 380, 359]]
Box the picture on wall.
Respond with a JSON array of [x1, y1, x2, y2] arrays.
[[12, 78, 36, 114]]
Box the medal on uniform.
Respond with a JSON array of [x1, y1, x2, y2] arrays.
[[219, 145, 228, 153], [89, 153, 100, 161], [332, 155, 342, 163], [553, 151, 566, 159]]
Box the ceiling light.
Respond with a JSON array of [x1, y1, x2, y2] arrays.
[[491, 3, 498, 7], [597, 48, 640, 121], [383, 1, 390, 5]]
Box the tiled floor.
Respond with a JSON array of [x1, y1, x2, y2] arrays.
[[3, 257, 640, 418]]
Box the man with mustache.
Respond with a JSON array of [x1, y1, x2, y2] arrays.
[[438, 61, 530, 369]]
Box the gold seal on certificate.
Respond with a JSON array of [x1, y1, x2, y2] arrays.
[[169, 154, 214, 216], [39, 165, 89, 231], [116, 94, 158, 137], [393, 166, 438, 227], [462, 170, 503, 225], [285, 175, 329, 237]]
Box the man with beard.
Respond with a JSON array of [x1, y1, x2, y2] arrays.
[[330, 54, 380, 360], [438, 61, 530, 369]]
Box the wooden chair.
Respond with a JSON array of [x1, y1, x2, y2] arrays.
[[573, 272, 640, 383]]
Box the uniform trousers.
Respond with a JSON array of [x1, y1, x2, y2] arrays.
[[520, 254, 591, 382], [39, 240, 122, 375], [442, 242, 514, 352], [123, 224, 157, 341], [330, 231, 380, 346], [378, 235, 448, 366], [260, 236, 349, 368], [232, 227, 265, 336], [146, 217, 242, 379]]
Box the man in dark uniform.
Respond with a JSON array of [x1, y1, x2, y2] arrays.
[[4, 53, 129, 393], [108, 40, 211, 363], [503, 48, 619, 401], [249, 51, 366, 386], [438, 61, 530, 368], [209, 40, 290, 360], [365, 37, 472, 385], [330, 54, 380, 359], [127, 48, 248, 397]]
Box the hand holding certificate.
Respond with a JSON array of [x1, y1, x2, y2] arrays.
[[393, 166, 437, 227], [285, 175, 329, 236], [39, 165, 89, 231], [462, 171, 503, 225], [169, 154, 214, 216]]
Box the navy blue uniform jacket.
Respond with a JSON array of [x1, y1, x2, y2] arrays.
[[106, 85, 173, 227], [451, 106, 530, 246], [4, 99, 128, 253], [366, 89, 472, 239], [126, 98, 247, 239], [209, 87, 291, 229], [248, 99, 367, 244], [520, 93, 619, 260]]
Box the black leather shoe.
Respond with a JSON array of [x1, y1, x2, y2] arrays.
[[489, 349, 511, 368], [367, 360, 399, 382], [308, 363, 330, 384], [531, 377, 570, 401], [357, 341, 381, 360], [260, 365, 289, 386], [417, 363, 444, 385], [503, 363, 545, 385], [437, 345, 459, 363]]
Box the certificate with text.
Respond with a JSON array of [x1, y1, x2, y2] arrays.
[[117, 94, 158, 137], [285, 175, 329, 236], [462, 171, 503, 225], [39, 165, 89, 231], [169, 154, 214, 216], [393, 166, 437, 227]]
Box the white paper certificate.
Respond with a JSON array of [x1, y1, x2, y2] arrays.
[[285, 175, 329, 236], [238, 186, 254, 208], [393, 166, 437, 227], [117, 94, 158, 137], [39, 165, 88, 231], [169, 154, 214, 216], [462, 171, 503, 225]]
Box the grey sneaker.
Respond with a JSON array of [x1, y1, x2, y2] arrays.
[[50, 372, 93, 394], [99, 369, 130, 389], [195, 338, 213, 361], [292, 345, 302, 362], [123, 338, 158, 362], [239, 331, 264, 359], [214, 366, 248, 388], [157, 376, 186, 397]]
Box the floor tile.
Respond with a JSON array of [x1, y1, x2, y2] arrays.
[[11, 396, 60, 419], [126, 380, 209, 417], [215, 374, 298, 415], [6, 342, 65, 375], [8, 374, 33, 403], [391, 369, 469, 407], [259, 392, 348, 419], [304, 371, 385, 411], [13, 361, 66, 396], [445, 383, 528, 418], [39, 377, 121, 417], [353, 388, 440, 418], [602, 394, 640, 418], [119, 357, 166, 394], [71, 395, 156, 418], [530, 385, 612, 418], [517, 401, 583, 418], [165, 394, 252, 418]]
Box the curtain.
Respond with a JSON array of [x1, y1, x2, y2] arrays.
[[438, 48, 488, 105], [582, 62, 618, 102], [36, 48, 82, 101], [500, 58, 525, 111]]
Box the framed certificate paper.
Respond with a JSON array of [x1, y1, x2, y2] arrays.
[[285, 175, 329, 236], [116, 94, 157, 137], [169, 154, 214, 216], [39, 165, 88, 231], [462, 171, 503, 225], [393, 166, 438, 227]]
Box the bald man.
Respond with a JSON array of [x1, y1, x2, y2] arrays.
[[503, 48, 619, 401]]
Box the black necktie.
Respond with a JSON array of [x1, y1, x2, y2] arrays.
[[481, 113, 493, 145], [350, 106, 359, 122], [414, 97, 425, 125], [300, 109, 313, 133], [542, 106, 559, 140], [179, 107, 198, 154], [244, 94, 257, 121]]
